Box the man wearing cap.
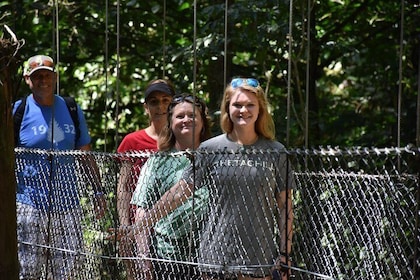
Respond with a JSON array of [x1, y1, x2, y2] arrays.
[[13, 54, 99, 279], [16, 55, 92, 150], [116, 78, 175, 280]]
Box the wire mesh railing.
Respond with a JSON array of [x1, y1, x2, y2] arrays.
[[14, 147, 419, 280], [290, 147, 419, 280]]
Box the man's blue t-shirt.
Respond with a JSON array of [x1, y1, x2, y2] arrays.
[[13, 94, 91, 211]]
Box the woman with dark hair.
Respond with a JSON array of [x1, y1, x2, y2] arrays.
[[116, 79, 176, 280]]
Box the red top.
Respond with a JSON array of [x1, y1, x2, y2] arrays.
[[117, 129, 158, 152], [117, 129, 158, 223]]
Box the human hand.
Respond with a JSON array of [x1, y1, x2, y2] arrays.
[[117, 236, 132, 257], [272, 255, 292, 280], [134, 229, 154, 280], [94, 192, 107, 219], [107, 224, 137, 241]]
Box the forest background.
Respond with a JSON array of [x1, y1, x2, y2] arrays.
[[1, 0, 419, 151]]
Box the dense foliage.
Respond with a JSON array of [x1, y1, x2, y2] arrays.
[[2, 0, 419, 150]]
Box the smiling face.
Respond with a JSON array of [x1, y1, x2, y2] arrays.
[[171, 101, 203, 149], [228, 88, 259, 129], [25, 70, 56, 97]]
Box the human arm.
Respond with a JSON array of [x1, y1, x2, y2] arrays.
[[134, 178, 193, 231], [275, 189, 294, 279], [77, 144, 106, 219], [115, 160, 138, 262], [108, 178, 193, 240], [71, 104, 106, 218], [134, 207, 154, 280], [77, 143, 91, 151], [117, 161, 134, 226], [277, 189, 293, 255]]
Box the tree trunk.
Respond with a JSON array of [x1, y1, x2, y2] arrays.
[[0, 34, 20, 280]]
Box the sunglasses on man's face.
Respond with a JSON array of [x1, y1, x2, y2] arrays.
[[30, 71, 55, 81], [230, 78, 260, 89]]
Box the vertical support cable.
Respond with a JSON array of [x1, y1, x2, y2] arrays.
[[54, 1, 60, 96], [162, 0, 167, 77], [414, 10, 420, 279], [284, 0, 294, 277], [193, 0, 197, 99], [305, 0, 311, 149], [416, 34, 420, 146], [397, 0, 404, 148], [223, 0, 228, 87], [111, 3, 121, 277], [396, 0, 405, 175], [414, 168, 420, 280], [186, 1, 198, 277], [104, 0, 109, 152], [114, 0, 121, 152], [44, 2, 61, 278], [286, 0, 293, 147]]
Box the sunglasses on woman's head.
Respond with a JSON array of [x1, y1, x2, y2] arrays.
[[230, 78, 260, 89], [170, 95, 204, 111]]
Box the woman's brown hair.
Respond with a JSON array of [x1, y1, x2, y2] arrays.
[[159, 94, 212, 151]]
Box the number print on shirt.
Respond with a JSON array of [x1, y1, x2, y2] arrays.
[[64, 124, 76, 135], [31, 125, 48, 135]]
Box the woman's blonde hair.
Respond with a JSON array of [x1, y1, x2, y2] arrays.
[[220, 78, 275, 140]]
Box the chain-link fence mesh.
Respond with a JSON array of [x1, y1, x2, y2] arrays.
[[291, 147, 419, 280], [14, 147, 419, 280]]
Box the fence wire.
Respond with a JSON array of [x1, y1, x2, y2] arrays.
[[14, 147, 420, 280]]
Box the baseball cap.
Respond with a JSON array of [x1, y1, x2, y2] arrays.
[[25, 55, 56, 76], [144, 82, 175, 100]]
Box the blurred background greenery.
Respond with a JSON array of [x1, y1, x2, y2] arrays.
[[2, 0, 419, 150]]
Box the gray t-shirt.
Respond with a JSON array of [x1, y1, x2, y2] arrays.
[[182, 134, 295, 277]]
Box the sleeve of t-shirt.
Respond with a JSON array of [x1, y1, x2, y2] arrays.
[[274, 143, 296, 192], [117, 134, 134, 152], [130, 157, 157, 208], [181, 150, 206, 185], [75, 104, 91, 148], [12, 99, 23, 114]]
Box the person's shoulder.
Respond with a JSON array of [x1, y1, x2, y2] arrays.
[[54, 95, 76, 109], [14, 94, 33, 106], [197, 134, 239, 154], [12, 98, 24, 113], [264, 138, 284, 147], [122, 129, 147, 140], [259, 138, 286, 150], [205, 134, 226, 142], [117, 129, 157, 152], [14, 94, 37, 113], [57, 95, 81, 105], [199, 134, 226, 147], [55, 95, 67, 103]]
